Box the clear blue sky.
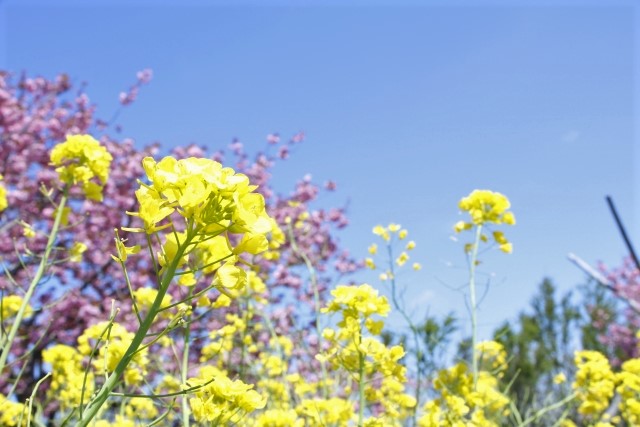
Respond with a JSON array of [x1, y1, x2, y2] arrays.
[[1, 0, 637, 340]]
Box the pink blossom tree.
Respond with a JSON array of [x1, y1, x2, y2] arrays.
[[0, 69, 359, 407]]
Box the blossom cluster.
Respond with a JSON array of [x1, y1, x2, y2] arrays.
[[454, 189, 515, 254], [418, 341, 511, 427], [50, 134, 113, 200], [366, 223, 421, 279]]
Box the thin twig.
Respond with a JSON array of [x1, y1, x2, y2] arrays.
[[567, 252, 640, 315], [606, 195, 640, 271]]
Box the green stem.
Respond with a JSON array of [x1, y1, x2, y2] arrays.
[[238, 298, 248, 379], [27, 372, 51, 427], [358, 333, 365, 427], [286, 224, 329, 399], [76, 232, 191, 427], [519, 392, 577, 427], [0, 190, 68, 375], [469, 225, 482, 390], [386, 243, 422, 426], [258, 301, 298, 405], [181, 288, 193, 427]]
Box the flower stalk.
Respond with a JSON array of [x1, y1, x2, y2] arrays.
[[76, 234, 190, 426], [469, 224, 482, 390], [0, 189, 69, 375]]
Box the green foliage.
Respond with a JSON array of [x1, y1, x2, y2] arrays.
[[419, 313, 457, 373], [489, 278, 623, 423], [493, 279, 580, 419]]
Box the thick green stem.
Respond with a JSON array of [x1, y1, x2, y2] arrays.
[[469, 225, 482, 390], [0, 191, 68, 375], [76, 235, 190, 426]]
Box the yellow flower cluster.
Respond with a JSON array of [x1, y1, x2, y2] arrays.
[[372, 223, 407, 242], [616, 358, 640, 425], [259, 352, 289, 378], [201, 313, 248, 362], [322, 284, 390, 320], [0, 175, 7, 212], [77, 321, 149, 386], [50, 134, 113, 201], [1, 295, 32, 321], [477, 340, 508, 378], [572, 350, 616, 419], [365, 377, 417, 425], [124, 397, 159, 422], [123, 156, 276, 296], [367, 224, 421, 280], [203, 270, 267, 308], [130, 156, 272, 237], [255, 378, 292, 413], [42, 344, 94, 410], [132, 286, 173, 315], [295, 398, 354, 426], [321, 333, 405, 382], [318, 284, 415, 424], [454, 190, 515, 254], [457, 190, 515, 226], [418, 341, 510, 427], [252, 408, 304, 427], [188, 365, 266, 424], [0, 393, 26, 426]]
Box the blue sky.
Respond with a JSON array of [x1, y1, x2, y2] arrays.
[[1, 0, 637, 340]]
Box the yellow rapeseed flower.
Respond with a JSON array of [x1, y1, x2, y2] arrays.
[[188, 366, 266, 424], [388, 223, 401, 232], [50, 134, 113, 200], [456, 190, 515, 255], [365, 257, 376, 270], [22, 223, 36, 238], [297, 398, 354, 425], [458, 190, 514, 226], [372, 225, 391, 241], [553, 372, 567, 384], [616, 358, 640, 425], [0, 393, 26, 426], [1, 295, 32, 320], [69, 242, 87, 263], [395, 252, 409, 267], [0, 175, 7, 213], [133, 287, 172, 314], [573, 350, 616, 417], [454, 220, 472, 233], [323, 284, 390, 318], [43, 344, 94, 410], [123, 155, 275, 298]]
